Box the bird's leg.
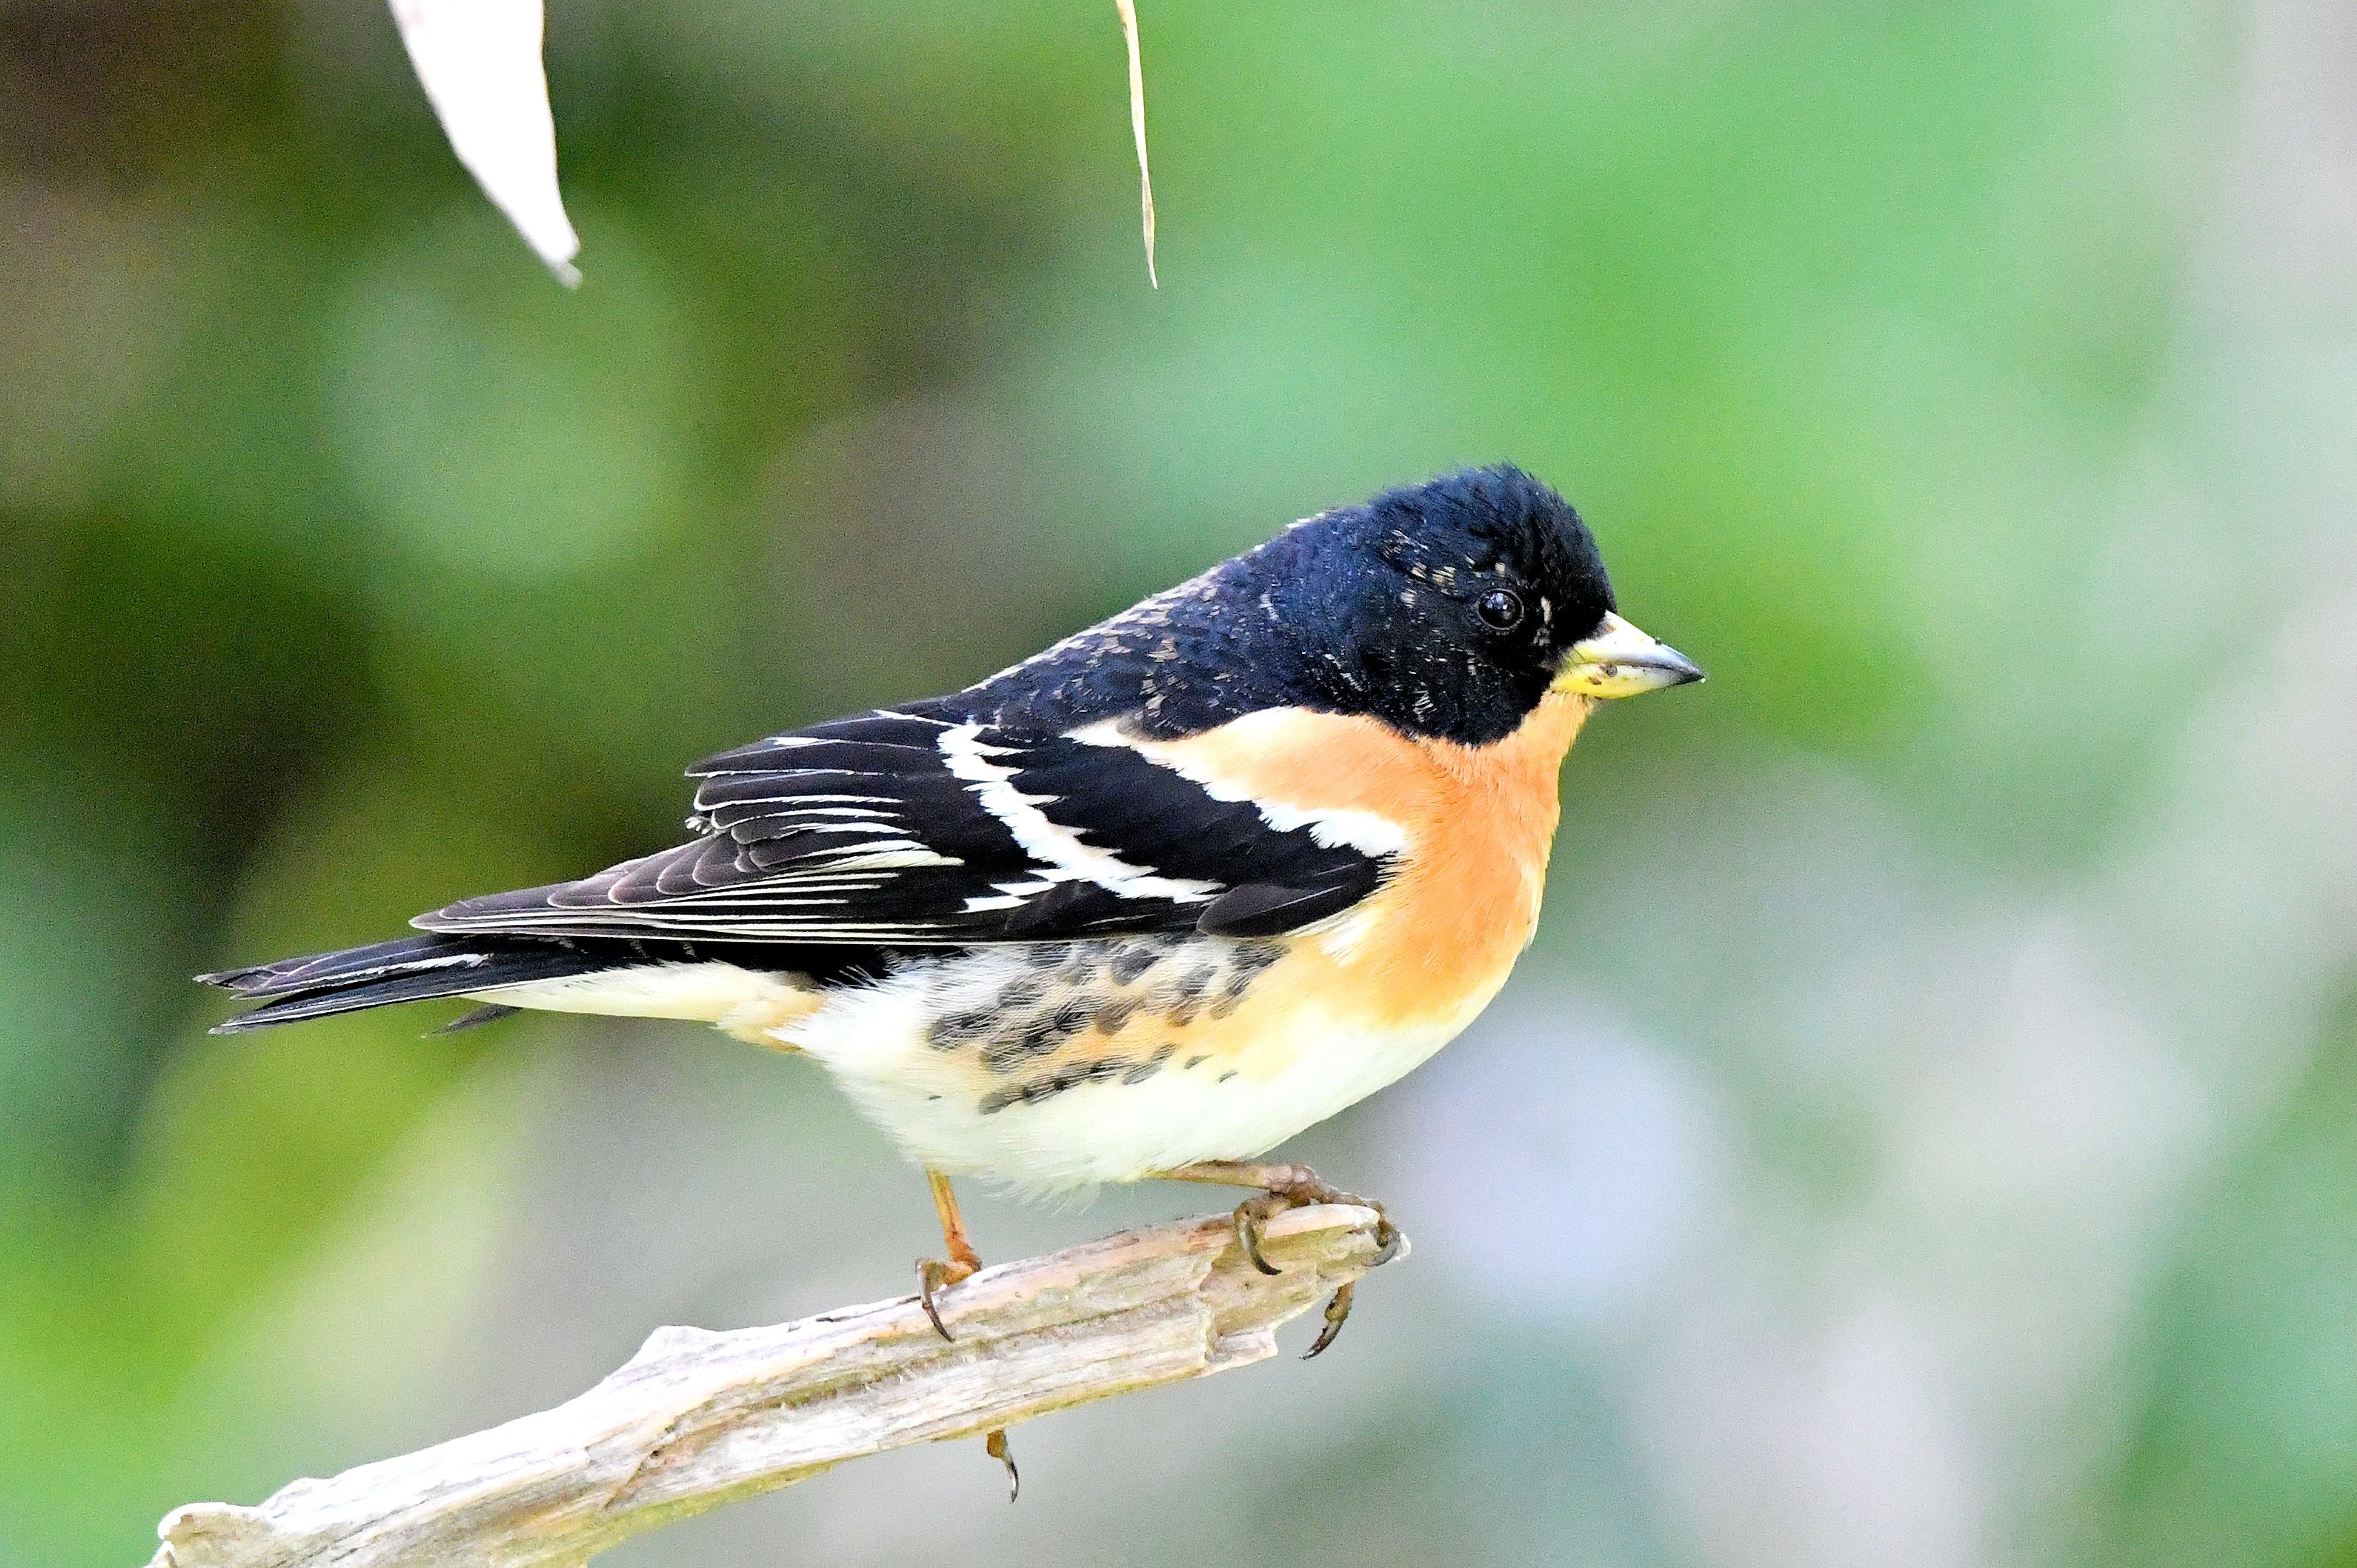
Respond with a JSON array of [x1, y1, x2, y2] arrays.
[[1153, 1160, 1403, 1357], [916, 1168, 983, 1339], [916, 1170, 1017, 1501]]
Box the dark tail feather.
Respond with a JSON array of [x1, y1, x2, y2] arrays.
[[198, 933, 601, 1033]]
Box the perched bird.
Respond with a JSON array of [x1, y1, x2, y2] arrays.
[[200, 464, 1697, 1482]]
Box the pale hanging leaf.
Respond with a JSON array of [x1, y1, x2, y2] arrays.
[[388, 0, 582, 286], [1115, 0, 1157, 287]]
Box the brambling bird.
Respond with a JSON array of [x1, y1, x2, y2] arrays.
[[200, 464, 1698, 1488]]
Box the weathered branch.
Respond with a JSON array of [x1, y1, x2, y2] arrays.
[[149, 1204, 1398, 1568]]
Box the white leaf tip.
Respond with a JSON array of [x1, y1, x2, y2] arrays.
[[392, 0, 581, 288]]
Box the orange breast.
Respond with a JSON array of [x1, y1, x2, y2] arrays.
[[1125, 694, 1591, 1036]]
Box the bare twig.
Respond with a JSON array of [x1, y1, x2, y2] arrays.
[[1115, 0, 1157, 286], [149, 1204, 1398, 1568]]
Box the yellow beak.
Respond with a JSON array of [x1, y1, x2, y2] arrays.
[[1551, 612, 1704, 698]]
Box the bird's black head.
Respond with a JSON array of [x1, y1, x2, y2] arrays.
[[1242, 465, 1618, 744], [966, 465, 1698, 745]]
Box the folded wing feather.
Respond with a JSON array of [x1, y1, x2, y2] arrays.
[[417, 708, 1391, 946]]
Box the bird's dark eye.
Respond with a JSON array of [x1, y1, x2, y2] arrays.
[[1476, 588, 1525, 631]]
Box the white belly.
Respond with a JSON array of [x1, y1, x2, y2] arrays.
[[777, 943, 1481, 1189]]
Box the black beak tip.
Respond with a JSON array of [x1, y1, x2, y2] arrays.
[[1649, 651, 1705, 688]]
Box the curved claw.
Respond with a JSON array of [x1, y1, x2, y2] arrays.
[[1233, 1201, 1281, 1276], [1303, 1281, 1355, 1359], [1370, 1215, 1403, 1267], [986, 1429, 1019, 1501], [1302, 1209, 1403, 1357], [916, 1259, 962, 1341]]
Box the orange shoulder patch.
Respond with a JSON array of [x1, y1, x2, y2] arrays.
[[1110, 695, 1593, 1033]]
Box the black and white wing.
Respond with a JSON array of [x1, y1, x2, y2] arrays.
[[415, 709, 1389, 946]]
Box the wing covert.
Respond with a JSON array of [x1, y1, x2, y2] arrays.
[[416, 708, 1392, 946]]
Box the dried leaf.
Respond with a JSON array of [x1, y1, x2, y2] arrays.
[[1115, 0, 1157, 287]]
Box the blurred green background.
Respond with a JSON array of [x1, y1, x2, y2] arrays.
[[6, 0, 2356, 1562]]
